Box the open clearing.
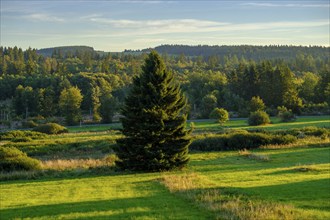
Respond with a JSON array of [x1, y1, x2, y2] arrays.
[[0, 116, 329, 219]]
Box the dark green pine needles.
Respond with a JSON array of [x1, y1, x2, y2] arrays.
[[115, 51, 191, 172]]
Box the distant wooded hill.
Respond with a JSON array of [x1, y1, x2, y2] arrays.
[[145, 45, 329, 61], [38, 44, 329, 62]]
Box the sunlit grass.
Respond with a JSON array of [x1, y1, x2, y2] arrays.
[[0, 173, 212, 219], [0, 116, 329, 219], [191, 116, 330, 133], [1, 146, 329, 219]]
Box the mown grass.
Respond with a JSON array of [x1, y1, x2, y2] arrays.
[[67, 116, 329, 133], [0, 173, 213, 219], [192, 115, 330, 133], [187, 147, 330, 219], [67, 123, 121, 133]]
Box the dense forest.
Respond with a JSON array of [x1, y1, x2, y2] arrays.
[[0, 45, 329, 127]]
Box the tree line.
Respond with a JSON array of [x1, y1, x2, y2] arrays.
[[0, 45, 329, 126]]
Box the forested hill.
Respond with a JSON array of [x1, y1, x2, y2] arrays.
[[141, 45, 329, 61], [37, 46, 95, 57]]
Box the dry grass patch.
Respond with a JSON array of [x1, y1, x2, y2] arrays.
[[238, 149, 270, 161], [41, 154, 117, 170]]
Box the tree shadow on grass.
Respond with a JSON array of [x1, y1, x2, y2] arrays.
[[0, 197, 157, 219], [0, 180, 211, 220], [236, 178, 330, 211]]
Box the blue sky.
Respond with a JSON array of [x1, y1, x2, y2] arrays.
[[1, 0, 329, 51]]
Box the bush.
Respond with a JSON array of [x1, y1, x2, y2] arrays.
[[249, 96, 266, 112], [11, 137, 33, 142], [0, 146, 41, 172], [22, 120, 38, 128], [277, 106, 295, 122], [276, 126, 330, 138], [0, 130, 47, 141], [190, 131, 296, 151], [33, 123, 68, 134], [209, 108, 229, 124], [248, 111, 270, 126]]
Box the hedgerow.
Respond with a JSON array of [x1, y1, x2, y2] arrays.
[[0, 130, 47, 141], [190, 131, 296, 151]]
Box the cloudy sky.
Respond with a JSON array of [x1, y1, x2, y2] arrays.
[[1, 0, 329, 51]]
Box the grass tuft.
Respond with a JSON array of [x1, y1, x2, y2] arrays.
[[238, 149, 270, 161], [293, 163, 319, 172]]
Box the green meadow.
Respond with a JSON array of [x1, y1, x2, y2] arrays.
[[0, 116, 329, 219]]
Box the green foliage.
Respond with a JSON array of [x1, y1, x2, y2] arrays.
[[275, 126, 330, 138], [283, 89, 303, 114], [201, 94, 217, 118], [59, 86, 83, 125], [249, 96, 265, 112], [301, 102, 329, 115], [277, 106, 296, 122], [91, 85, 101, 122], [190, 131, 296, 151], [209, 108, 229, 124], [1, 45, 329, 122], [22, 120, 38, 128], [299, 72, 319, 102], [99, 94, 117, 123], [116, 51, 191, 172], [248, 111, 271, 126], [33, 123, 68, 134], [0, 130, 47, 141], [0, 146, 41, 172]]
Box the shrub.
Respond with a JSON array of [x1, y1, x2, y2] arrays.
[[276, 126, 330, 138], [248, 111, 270, 126], [0, 146, 41, 172], [249, 96, 266, 112], [190, 131, 296, 151], [22, 120, 38, 128], [0, 130, 47, 141], [33, 123, 68, 134], [277, 106, 295, 122], [11, 137, 33, 142], [209, 108, 229, 124]]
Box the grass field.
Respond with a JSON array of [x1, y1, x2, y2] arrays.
[[0, 115, 329, 219], [1, 147, 329, 219], [191, 115, 330, 133]]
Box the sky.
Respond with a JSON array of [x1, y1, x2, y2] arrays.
[[0, 0, 329, 52]]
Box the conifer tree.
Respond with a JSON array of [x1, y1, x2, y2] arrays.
[[115, 51, 191, 171]]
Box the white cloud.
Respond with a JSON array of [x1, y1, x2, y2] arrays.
[[241, 2, 330, 8], [90, 18, 226, 29], [24, 13, 65, 22], [112, 0, 175, 4], [88, 17, 329, 35]]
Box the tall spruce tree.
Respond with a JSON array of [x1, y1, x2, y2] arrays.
[[115, 51, 191, 172]]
